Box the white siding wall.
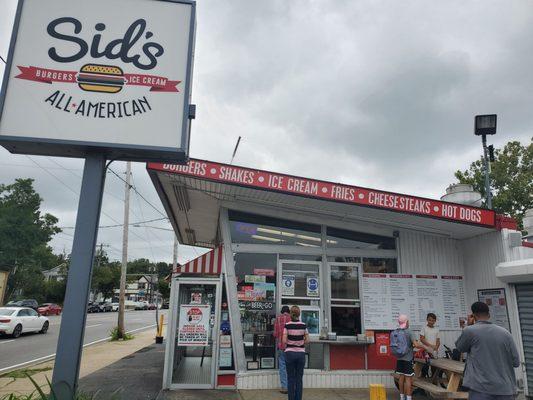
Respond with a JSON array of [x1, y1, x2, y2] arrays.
[[237, 370, 394, 389], [461, 229, 528, 391], [398, 230, 466, 348]]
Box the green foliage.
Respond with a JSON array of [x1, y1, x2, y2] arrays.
[[0, 179, 61, 301], [91, 250, 121, 301], [454, 139, 533, 230], [0, 367, 52, 380], [0, 372, 123, 399], [43, 278, 66, 304], [158, 278, 170, 300], [109, 326, 134, 341]]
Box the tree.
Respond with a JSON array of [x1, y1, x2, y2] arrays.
[[0, 179, 61, 300], [454, 139, 532, 230], [91, 249, 121, 301], [158, 278, 170, 300]]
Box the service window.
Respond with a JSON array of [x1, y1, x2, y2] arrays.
[[329, 263, 361, 336], [280, 261, 321, 334]]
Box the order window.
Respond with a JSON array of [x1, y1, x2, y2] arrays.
[[330, 264, 361, 336]]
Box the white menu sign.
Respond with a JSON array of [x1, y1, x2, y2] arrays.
[[362, 274, 466, 331], [478, 288, 510, 331]]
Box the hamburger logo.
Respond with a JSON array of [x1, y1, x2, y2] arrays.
[[77, 64, 125, 94], [13, 17, 181, 119]]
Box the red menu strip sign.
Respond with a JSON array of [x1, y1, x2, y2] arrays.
[[147, 159, 496, 227]]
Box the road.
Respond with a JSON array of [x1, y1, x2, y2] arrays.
[[0, 310, 167, 372]]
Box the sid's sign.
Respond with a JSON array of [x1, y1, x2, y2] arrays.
[[0, 0, 195, 162]]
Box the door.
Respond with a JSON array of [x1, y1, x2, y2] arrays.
[[168, 279, 221, 389], [16, 309, 32, 332], [515, 284, 533, 395]]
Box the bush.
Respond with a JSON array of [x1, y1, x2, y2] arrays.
[[109, 327, 134, 341]]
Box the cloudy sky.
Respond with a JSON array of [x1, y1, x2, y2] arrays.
[[1, 0, 531, 264]]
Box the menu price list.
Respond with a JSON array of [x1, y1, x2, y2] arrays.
[[362, 274, 466, 331]]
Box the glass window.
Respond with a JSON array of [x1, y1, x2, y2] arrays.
[[0, 309, 15, 316], [329, 263, 361, 337], [28, 309, 38, 317], [326, 227, 396, 250], [229, 210, 322, 247], [331, 265, 359, 300], [17, 309, 29, 317], [331, 307, 361, 336], [363, 258, 397, 273], [281, 262, 320, 299], [234, 253, 277, 370]]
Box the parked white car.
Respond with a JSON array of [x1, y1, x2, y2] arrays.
[[111, 302, 119, 312], [0, 307, 50, 338]]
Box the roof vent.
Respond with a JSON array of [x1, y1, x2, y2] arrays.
[[173, 185, 191, 211], [185, 228, 197, 244], [523, 208, 533, 239], [440, 184, 482, 207]]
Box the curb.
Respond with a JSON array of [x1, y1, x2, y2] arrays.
[[0, 324, 157, 375]]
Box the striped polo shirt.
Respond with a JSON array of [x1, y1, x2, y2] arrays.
[[284, 321, 308, 352]]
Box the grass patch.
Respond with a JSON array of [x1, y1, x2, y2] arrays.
[[109, 327, 134, 341], [0, 367, 52, 380]]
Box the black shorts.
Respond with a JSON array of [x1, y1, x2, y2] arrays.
[[395, 359, 415, 376]]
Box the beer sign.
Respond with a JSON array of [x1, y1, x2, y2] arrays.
[[0, 0, 196, 162]]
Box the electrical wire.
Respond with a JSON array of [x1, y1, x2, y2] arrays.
[[107, 167, 166, 217]]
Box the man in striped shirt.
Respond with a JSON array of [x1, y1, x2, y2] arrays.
[[283, 306, 309, 400], [274, 306, 291, 393]]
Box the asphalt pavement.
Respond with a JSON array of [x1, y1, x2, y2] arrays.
[[0, 309, 166, 372]]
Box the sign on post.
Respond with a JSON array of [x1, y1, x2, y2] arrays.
[[0, 0, 196, 162]]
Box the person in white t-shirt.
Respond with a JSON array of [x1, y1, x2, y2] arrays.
[[419, 313, 440, 358]]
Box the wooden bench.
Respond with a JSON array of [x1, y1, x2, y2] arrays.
[[392, 374, 468, 399]]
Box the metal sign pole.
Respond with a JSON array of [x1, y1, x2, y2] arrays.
[[51, 153, 107, 399]]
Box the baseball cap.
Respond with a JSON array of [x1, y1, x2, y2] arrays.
[[398, 314, 408, 329]]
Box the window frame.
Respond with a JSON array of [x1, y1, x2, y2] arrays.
[[327, 261, 363, 338]]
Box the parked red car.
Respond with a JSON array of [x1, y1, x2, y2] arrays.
[[37, 303, 62, 316]]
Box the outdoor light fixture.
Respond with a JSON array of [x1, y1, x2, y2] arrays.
[[474, 114, 497, 136], [474, 114, 497, 209]]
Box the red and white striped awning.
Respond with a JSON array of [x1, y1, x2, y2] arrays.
[[173, 246, 223, 275]]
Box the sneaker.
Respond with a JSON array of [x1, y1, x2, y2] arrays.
[[280, 389, 288, 394]]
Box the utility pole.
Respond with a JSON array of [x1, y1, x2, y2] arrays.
[[481, 134, 492, 209], [118, 161, 131, 338]]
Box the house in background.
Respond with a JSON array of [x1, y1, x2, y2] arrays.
[[113, 274, 161, 306], [42, 264, 66, 282]]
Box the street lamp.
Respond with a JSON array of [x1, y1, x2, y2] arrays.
[[474, 114, 497, 209]]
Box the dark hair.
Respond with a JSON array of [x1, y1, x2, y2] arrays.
[[471, 301, 490, 316], [426, 313, 437, 320], [281, 306, 290, 314], [290, 305, 301, 322]]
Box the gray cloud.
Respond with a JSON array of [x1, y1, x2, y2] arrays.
[[1, 0, 532, 262]]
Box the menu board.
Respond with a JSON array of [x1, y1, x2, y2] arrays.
[[478, 288, 510, 331], [362, 274, 466, 331]]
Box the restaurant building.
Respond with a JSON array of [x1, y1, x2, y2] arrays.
[[146, 159, 533, 393]]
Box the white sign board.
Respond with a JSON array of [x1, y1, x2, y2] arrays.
[[177, 304, 210, 346], [478, 288, 510, 331], [0, 0, 195, 161], [362, 274, 467, 331], [282, 275, 295, 296]]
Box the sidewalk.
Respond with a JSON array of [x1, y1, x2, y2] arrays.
[[0, 327, 160, 397]]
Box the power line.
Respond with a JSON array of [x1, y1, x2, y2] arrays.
[[107, 167, 166, 217], [59, 217, 168, 230], [0, 55, 6, 64]]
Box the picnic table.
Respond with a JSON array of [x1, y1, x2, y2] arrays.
[[394, 357, 467, 399]]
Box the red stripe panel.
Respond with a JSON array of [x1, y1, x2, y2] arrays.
[[174, 246, 223, 275]]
